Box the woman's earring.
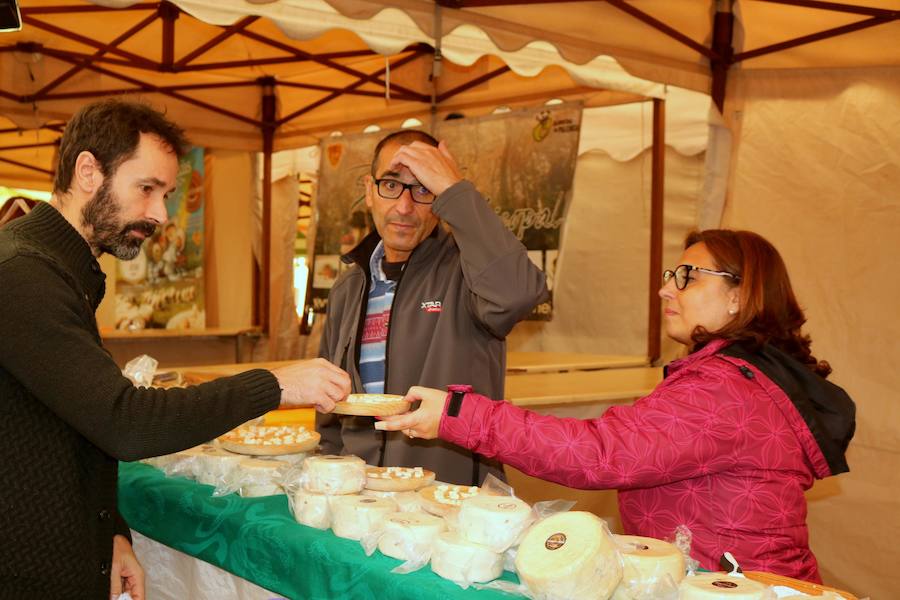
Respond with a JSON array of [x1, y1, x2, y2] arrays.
[[728, 308, 738, 315]]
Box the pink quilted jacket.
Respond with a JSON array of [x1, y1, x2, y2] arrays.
[[440, 340, 854, 582]]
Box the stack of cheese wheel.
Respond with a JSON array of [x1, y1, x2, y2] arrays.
[[678, 574, 769, 600], [303, 455, 366, 495], [431, 532, 505, 584], [515, 511, 623, 600], [377, 512, 446, 561], [238, 458, 289, 497], [611, 535, 685, 600], [196, 447, 244, 487], [330, 495, 397, 540], [457, 495, 532, 553]]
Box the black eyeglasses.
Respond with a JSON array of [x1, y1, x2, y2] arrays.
[[663, 264, 741, 290], [374, 178, 435, 205]]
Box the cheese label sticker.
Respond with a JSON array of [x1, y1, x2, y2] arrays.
[[497, 502, 517, 510], [545, 533, 567, 550], [712, 581, 738, 589], [360, 498, 377, 504]]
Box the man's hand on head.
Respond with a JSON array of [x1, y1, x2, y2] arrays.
[[386, 140, 462, 198]]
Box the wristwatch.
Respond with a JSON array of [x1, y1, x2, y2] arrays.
[[446, 384, 472, 417]]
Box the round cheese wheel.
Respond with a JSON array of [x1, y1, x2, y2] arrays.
[[678, 574, 768, 600], [365, 466, 436, 492], [238, 458, 288, 497], [611, 535, 685, 600], [458, 495, 533, 552], [291, 488, 331, 529], [330, 495, 397, 540], [303, 455, 366, 495], [332, 393, 410, 416], [169, 444, 215, 479], [377, 512, 446, 561], [219, 424, 319, 456], [515, 511, 622, 600], [431, 532, 504, 584], [196, 447, 244, 486]]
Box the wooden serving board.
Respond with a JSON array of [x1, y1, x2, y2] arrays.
[[332, 394, 410, 417]]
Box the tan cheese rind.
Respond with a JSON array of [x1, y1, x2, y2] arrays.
[[515, 511, 623, 600], [291, 488, 332, 529], [678, 574, 768, 600], [330, 495, 397, 540], [431, 532, 504, 584], [238, 458, 289, 497], [377, 512, 446, 561], [611, 535, 685, 600]]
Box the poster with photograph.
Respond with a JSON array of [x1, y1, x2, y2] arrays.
[[310, 104, 582, 319], [114, 147, 206, 330]]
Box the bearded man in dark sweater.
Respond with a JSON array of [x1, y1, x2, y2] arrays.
[[0, 100, 350, 599]]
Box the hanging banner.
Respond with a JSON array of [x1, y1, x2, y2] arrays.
[[114, 147, 206, 330], [311, 103, 582, 319]]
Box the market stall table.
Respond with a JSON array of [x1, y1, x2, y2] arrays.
[[119, 462, 521, 600]]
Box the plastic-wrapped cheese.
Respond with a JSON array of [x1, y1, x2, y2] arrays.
[[303, 455, 366, 495], [238, 458, 288, 497], [362, 489, 422, 513], [458, 495, 532, 552], [431, 532, 504, 584], [330, 495, 397, 540], [291, 488, 332, 529], [515, 511, 623, 600], [196, 447, 244, 486], [611, 535, 685, 600], [377, 512, 445, 561], [678, 574, 768, 600]]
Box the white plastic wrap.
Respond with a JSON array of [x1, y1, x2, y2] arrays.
[[678, 574, 773, 600], [430, 531, 504, 588], [303, 455, 366, 495], [515, 511, 623, 600], [361, 488, 423, 513], [196, 448, 244, 489], [236, 458, 289, 497], [330, 495, 397, 540], [457, 495, 533, 553], [290, 488, 332, 529], [672, 525, 700, 575], [122, 354, 158, 387], [377, 512, 445, 561], [163, 445, 215, 480], [611, 535, 683, 600]]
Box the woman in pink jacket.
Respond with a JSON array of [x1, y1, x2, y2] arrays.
[[376, 229, 854, 583]]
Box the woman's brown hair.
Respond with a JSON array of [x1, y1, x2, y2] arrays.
[[687, 229, 832, 378]]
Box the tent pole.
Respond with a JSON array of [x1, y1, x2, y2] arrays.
[[711, 4, 734, 112], [260, 77, 276, 342], [647, 98, 665, 364]]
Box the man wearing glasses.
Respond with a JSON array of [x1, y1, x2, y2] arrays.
[[317, 130, 548, 485]]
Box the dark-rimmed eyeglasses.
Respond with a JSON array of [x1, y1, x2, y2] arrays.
[[374, 178, 435, 205], [663, 264, 741, 290]]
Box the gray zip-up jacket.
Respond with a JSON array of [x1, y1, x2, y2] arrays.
[[317, 180, 549, 485]]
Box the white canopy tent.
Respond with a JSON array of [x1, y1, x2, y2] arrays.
[[0, 1, 897, 596]]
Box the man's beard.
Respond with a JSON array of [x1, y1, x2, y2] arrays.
[[81, 179, 158, 260]]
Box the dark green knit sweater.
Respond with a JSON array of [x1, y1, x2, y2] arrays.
[[0, 203, 280, 598]]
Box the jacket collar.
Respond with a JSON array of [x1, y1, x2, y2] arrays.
[[342, 224, 445, 277], [665, 338, 731, 377]]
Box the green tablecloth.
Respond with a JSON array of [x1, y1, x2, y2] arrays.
[[118, 462, 523, 600]]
